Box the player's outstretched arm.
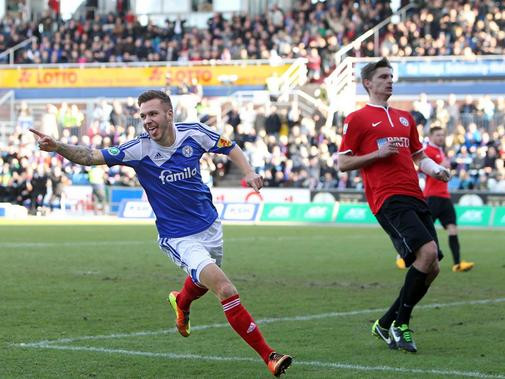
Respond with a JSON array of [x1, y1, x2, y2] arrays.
[[228, 145, 263, 192], [30, 128, 106, 166]]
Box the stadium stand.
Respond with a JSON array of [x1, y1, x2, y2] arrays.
[[1, 0, 505, 214]]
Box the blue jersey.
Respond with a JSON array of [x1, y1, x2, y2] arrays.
[[101, 122, 236, 238]]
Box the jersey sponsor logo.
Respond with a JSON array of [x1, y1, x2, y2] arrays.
[[182, 145, 193, 157], [376, 136, 410, 149], [159, 167, 198, 184], [399, 117, 409, 126], [217, 136, 232, 148], [372, 121, 382, 127], [108, 147, 120, 155], [343, 123, 349, 134]]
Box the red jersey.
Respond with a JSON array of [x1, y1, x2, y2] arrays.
[[339, 104, 425, 214], [423, 143, 450, 198]]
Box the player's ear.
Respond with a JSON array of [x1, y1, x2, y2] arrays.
[[363, 78, 371, 92], [165, 107, 173, 120]]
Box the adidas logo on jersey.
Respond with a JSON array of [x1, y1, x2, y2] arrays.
[[159, 167, 198, 184], [153, 152, 164, 160]]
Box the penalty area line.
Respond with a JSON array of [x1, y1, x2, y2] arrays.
[[19, 344, 505, 379]]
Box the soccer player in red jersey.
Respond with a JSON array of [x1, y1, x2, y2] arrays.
[[423, 126, 475, 272], [338, 58, 450, 353]]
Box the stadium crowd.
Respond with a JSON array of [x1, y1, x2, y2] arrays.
[[2, 1, 505, 80], [2, 0, 393, 81], [2, 1, 505, 214], [1, 92, 505, 213], [375, 0, 505, 57]]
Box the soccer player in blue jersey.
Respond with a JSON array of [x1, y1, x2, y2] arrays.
[[30, 90, 292, 377]]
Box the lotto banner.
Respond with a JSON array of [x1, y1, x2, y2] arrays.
[[0, 64, 290, 88], [455, 205, 493, 227]]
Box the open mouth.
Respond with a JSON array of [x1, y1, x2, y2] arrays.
[[146, 125, 158, 135]]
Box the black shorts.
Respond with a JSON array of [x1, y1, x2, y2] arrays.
[[375, 195, 443, 267], [426, 196, 457, 227]]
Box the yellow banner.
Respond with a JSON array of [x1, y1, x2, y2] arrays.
[[0, 64, 290, 88]]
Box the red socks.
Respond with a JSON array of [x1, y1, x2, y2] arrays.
[[176, 276, 208, 312], [176, 280, 274, 363], [221, 294, 274, 363]]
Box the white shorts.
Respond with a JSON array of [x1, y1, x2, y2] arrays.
[[158, 219, 223, 285]]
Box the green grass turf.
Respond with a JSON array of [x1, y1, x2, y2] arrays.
[[1, 224, 504, 378]]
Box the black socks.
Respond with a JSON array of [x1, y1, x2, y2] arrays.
[[395, 266, 429, 325], [449, 235, 461, 265]]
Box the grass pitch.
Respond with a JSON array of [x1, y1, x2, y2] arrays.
[[1, 223, 504, 378]]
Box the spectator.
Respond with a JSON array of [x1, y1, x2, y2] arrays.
[[265, 106, 282, 136], [48, 165, 67, 212], [28, 164, 48, 214]]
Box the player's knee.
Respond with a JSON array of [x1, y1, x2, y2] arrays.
[[215, 281, 237, 300], [446, 224, 457, 235], [417, 241, 438, 266]]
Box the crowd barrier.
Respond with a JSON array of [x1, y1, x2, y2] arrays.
[[117, 200, 505, 227], [3, 186, 504, 227]]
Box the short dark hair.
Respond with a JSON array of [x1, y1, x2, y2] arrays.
[[361, 57, 392, 93], [429, 126, 444, 135], [137, 90, 173, 111]]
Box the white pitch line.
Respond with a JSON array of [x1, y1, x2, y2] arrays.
[[20, 344, 505, 379], [0, 235, 351, 250], [19, 297, 505, 347], [0, 241, 149, 249]]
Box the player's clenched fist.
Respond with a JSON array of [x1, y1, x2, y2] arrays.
[[433, 167, 451, 182], [245, 172, 263, 192]]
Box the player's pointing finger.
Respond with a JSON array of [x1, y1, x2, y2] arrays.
[[29, 128, 44, 138]]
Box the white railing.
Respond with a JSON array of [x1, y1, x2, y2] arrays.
[[0, 37, 37, 65], [0, 90, 15, 145], [325, 2, 416, 118], [277, 58, 308, 101], [0, 90, 15, 121], [0, 58, 299, 69], [325, 58, 355, 122], [289, 89, 329, 117]]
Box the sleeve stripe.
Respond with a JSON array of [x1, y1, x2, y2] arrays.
[[177, 125, 220, 141], [119, 139, 141, 151], [176, 123, 220, 141]]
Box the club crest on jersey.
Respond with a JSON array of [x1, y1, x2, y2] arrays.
[[399, 117, 409, 126], [343, 123, 348, 135], [182, 145, 193, 157], [108, 147, 120, 155], [159, 167, 198, 184], [217, 136, 232, 148]]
